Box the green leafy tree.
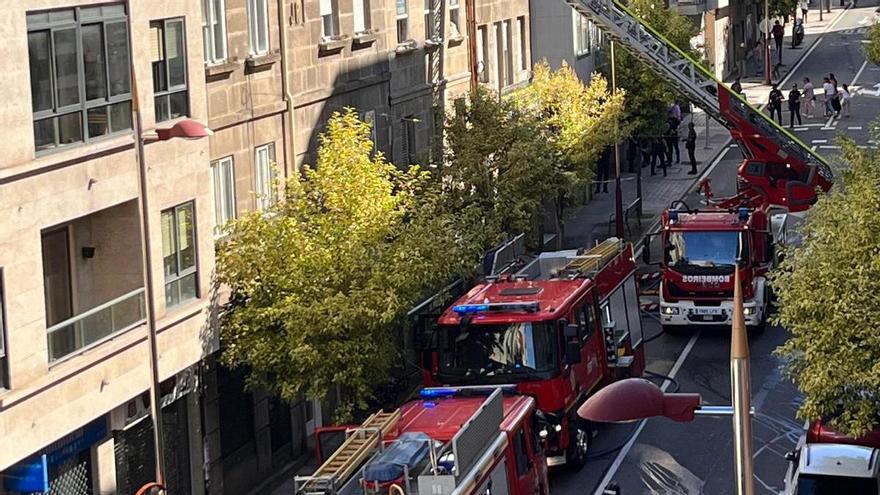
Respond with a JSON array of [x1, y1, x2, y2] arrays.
[[441, 87, 562, 248], [769, 0, 799, 18], [610, 0, 700, 135], [771, 133, 880, 437], [864, 22, 880, 65], [216, 110, 479, 419], [512, 61, 625, 241]]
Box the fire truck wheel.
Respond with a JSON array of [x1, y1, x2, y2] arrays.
[[566, 419, 590, 469]]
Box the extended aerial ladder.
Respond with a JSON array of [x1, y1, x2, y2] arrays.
[[566, 0, 834, 205]]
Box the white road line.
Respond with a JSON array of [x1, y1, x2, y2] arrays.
[[592, 331, 702, 495], [811, 145, 818, 151], [828, 3, 853, 31], [794, 127, 808, 131], [850, 60, 869, 87], [824, 115, 835, 128], [779, 37, 823, 87], [819, 145, 841, 149], [811, 139, 828, 143], [848, 126, 863, 130]]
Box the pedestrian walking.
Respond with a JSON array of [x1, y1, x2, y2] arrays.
[[799, 0, 808, 22], [731, 77, 743, 94], [665, 115, 681, 166], [772, 20, 785, 62], [839, 84, 852, 117], [803, 77, 815, 117], [669, 101, 682, 123], [754, 39, 765, 77], [830, 73, 838, 92], [651, 137, 667, 177], [640, 137, 651, 169], [685, 122, 698, 175], [788, 83, 803, 127], [594, 146, 611, 193], [822, 77, 835, 117], [769, 84, 784, 124]]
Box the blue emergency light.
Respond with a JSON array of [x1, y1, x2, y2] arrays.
[[452, 302, 540, 315], [738, 207, 750, 222], [419, 388, 460, 399], [668, 209, 679, 224]]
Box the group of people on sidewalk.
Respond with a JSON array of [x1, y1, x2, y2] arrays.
[[593, 102, 699, 194], [766, 73, 852, 127]]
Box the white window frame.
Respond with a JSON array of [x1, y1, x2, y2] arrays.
[[573, 11, 590, 56], [477, 25, 488, 83], [202, 0, 228, 63], [449, 0, 461, 37], [211, 156, 236, 236], [255, 143, 277, 211], [247, 0, 269, 55], [353, 0, 370, 34], [396, 0, 409, 44], [320, 0, 338, 39]]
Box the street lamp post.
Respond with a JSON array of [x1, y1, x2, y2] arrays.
[[765, 0, 772, 84], [578, 269, 755, 495], [127, 18, 212, 484], [611, 40, 625, 239]]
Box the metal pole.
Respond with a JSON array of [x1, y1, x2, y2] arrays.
[[127, 7, 166, 484], [731, 268, 754, 495], [611, 41, 625, 239], [819, 0, 824, 21], [765, 0, 772, 84], [704, 109, 711, 149], [826, 0, 831, 14]]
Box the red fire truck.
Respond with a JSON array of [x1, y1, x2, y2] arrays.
[[296, 388, 548, 495], [422, 239, 646, 468], [642, 194, 793, 334]]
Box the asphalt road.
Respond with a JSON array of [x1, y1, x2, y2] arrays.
[[550, 4, 880, 494]]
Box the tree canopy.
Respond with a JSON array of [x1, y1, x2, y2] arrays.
[[215, 110, 480, 419], [864, 22, 880, 65], [771, 133, 880, 437], [610, 0, 700, 135]]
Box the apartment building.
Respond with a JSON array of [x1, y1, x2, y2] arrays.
[[529, 0, 603, 81], [0, 1, 213, 494]]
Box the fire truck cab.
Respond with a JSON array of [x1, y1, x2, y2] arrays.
[[644, 203, 792, 333], [424, 239, 646, 468], [297, 388, 548, 495]]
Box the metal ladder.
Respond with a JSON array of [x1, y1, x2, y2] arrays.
[[563, 238, 623, 276], [566, 0, 830, 175], [296, 409, 402, 495]]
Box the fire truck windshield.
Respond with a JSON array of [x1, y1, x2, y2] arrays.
[[796, 474, 878, 495], [436, 322, 559, 383], [664, 231, 749, 273]]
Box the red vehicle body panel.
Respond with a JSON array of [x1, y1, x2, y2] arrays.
[[660, 208, 771, 304], [808, 419, 880, 450], [717, 85, 833, 212]]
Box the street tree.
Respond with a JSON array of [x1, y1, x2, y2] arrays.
[[864, 22, 880, 65], [512, 61, 625, 241], [216, 110, 479, 420], [441, 86, 563, 248], [771, 134, 880, 438], [611, 0, 700, 136]]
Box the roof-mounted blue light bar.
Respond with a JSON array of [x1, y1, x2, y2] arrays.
[[420, 388, 459, 399], [452, 302, 540, 315]]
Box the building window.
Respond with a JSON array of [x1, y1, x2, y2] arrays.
[[396, 0, 409, 43], [202, 0, 228, 63], [162, 202, 198, 308], [477, 25, 488, 83], [255, 143, 277, 211], [320, 0, 338, 38], [403, 117, 417, 164], [496, 21, 513, 89], [27, 5, 132, 153], [211, 157, 236, 236], [573, 11, 590, 56], [151, 18, 189, 123], [518, 16, 528, 70], [247, 0, 270, 54], [0, 271, 7, 389], [424, 0, 435, 40], [353, 0, 370, 33], [449, 0, 460, 37]]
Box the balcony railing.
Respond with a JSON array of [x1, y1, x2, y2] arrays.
[[47, 288, 146, 362]]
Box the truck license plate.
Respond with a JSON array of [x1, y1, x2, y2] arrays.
[[694, 307, 722, 316]]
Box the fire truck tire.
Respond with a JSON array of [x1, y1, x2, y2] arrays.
[[566, 417, 590, 469]]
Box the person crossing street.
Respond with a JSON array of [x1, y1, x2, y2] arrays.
[[685, 122, 698, 175], [768, 84, 784, 124], [788, 83, 803, 128]]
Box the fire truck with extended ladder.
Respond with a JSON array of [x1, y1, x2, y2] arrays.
[[564, 0, 834, 213], [294, 388, 549, 495], [420, 239, 646, 469]]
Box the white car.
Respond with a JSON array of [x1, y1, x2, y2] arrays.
[[783, 442, 880, 494]]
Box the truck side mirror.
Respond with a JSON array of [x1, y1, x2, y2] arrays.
[[641, 233, 661, 265], [564, 341, 582, 365], [784, 450, 798, 462]]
